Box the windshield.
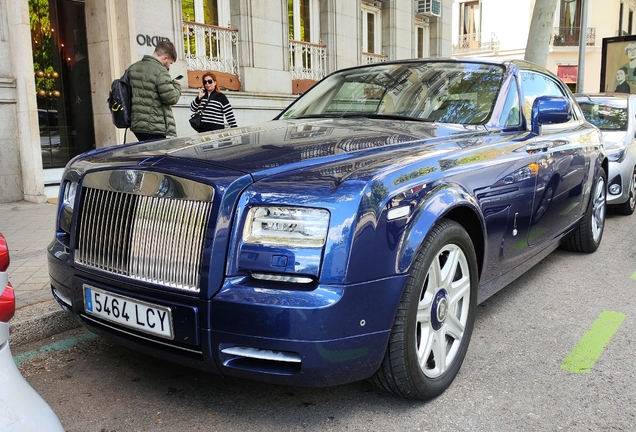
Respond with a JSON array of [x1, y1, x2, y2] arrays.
[[577, 99, 628, 131], [280, 61, 505, 125]]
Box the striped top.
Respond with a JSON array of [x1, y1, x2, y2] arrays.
[[190, 91, 238, 128]]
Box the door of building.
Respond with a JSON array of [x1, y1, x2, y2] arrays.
[[30, 0, 95, 169]]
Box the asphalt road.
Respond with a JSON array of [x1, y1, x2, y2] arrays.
[[14, 208, 636, 431]]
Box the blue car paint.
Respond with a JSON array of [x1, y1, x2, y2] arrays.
[[48, 60, 606, 388]]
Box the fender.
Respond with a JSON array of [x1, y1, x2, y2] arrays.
[[395, 183, 487, 275]]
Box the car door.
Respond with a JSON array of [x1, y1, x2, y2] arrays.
[[474, 75, 541, 287], [520, 71, 589, 246]]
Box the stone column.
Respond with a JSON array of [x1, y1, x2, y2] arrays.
[[382, 0, 416, 60], [5, 0, 46, 203], [231, 0, 292, 94], [430, 0, 453, 58], [86, 0, 137, 147], [320, 0, 360, 73]]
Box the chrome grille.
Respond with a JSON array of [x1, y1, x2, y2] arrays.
[[75, 170, 214, 293]]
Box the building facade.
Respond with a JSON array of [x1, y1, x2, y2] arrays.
[[0, 0, 453, 204], [451, 0, 635, 92]]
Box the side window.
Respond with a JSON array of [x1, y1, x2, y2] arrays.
[[500, 78, 521, 127], [520, 71, 569, 126]]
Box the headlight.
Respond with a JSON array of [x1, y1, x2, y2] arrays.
[[59, 181, 78, 234], [604, 141, 627, 162], [243, 206, 330, 247], [63, 181, 77, 207], [607, 147, 626, 162]]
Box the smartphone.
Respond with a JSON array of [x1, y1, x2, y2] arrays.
[[174, 74, 184, 80]]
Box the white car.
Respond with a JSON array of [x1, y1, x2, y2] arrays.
[[577, 93, 636, 215], [0, 233, 64, 431]]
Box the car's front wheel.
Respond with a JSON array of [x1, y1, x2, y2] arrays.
[[561, 167, 606, 252], [370, 219, 478, 400], [615, 166, 636, 216]]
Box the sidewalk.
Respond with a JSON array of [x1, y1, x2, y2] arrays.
[[1, 200, 79, 346]]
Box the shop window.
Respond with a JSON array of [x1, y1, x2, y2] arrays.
[[30, 0, 95, 169]]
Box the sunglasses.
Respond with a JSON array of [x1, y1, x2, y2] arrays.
[[203, 79, 214, 84]]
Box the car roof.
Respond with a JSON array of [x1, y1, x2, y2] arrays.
[[327, 57, 546, 77], [574, 92, 631, 100]]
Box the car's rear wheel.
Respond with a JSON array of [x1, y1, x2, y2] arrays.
[[561, 167, 606, 252], [615, 166, 636, 216], [534, 179, 556, 222], [370, 219, 478, 400]]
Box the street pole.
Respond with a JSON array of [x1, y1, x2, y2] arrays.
[[576, 0, 589, 93]]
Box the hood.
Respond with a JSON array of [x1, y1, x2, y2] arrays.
[[601, 131, 628, 147], [80, 118, 485, 180]]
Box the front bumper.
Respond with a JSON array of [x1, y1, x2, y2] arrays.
[[607, 158, 634, 205], [48, 239, 406, 387]]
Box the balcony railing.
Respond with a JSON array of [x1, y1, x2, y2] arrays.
[[183, 21, 239, 75], [289, 40, 327, 81], [362, 52, 388, 64], [551, 27, 596, 47], [452, 32, 500, 54]]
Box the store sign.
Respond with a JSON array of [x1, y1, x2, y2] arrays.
[[136, 34, 171, 47], [557, 65, 578, 83]]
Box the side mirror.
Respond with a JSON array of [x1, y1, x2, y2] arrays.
[[531, 96, 572, 135]]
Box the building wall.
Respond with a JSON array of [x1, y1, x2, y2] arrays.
[[0, 0, 24, 203], [0, 0, 454, 204], [451, 0, 632, 92]]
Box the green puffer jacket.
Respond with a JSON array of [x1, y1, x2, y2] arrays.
[[128, 55, 182, 136]]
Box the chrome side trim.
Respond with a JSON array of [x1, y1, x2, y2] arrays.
[[221, 346, 302, 363]]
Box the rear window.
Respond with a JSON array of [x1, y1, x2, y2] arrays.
[[577, 99, 628, 131]]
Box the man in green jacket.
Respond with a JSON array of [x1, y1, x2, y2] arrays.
[[128, 41, 182, 141]]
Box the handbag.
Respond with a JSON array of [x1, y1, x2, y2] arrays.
[[189, 110, 204, 132], [189, 94, 209, 132]]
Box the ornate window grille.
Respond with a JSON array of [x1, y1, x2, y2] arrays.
[[183, 20, 239, 75], [362, 52, 388, 64], [289, 40, 327, 81]]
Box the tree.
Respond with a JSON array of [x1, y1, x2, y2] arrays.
[[524, 0, 559, 66]]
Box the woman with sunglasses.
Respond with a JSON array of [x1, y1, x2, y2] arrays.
[[190, 72, 238, 132]]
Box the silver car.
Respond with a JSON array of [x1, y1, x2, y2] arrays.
[[576, 93, 636, 215], [0, 233, 64, 431]]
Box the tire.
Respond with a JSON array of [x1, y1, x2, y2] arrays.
[[370, 219, 478, 400], [615, 166, 636, 216], [561, 167, 607, 253]]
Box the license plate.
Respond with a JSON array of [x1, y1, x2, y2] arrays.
[[83, 285, 174, 340]]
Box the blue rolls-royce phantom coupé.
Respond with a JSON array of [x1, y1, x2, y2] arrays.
[[48, 59, 607, 400]]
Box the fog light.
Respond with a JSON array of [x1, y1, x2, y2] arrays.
[[609, 184, 621, 195]]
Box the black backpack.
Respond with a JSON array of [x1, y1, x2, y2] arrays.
[[107, 69, 132, 129]]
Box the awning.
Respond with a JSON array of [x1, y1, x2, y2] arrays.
[[557, 65, 578, 83]]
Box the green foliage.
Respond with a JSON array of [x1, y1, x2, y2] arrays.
[[30, 0, 56, 97], [30, 0, 53, 73], [182, 0, 195, 21]]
